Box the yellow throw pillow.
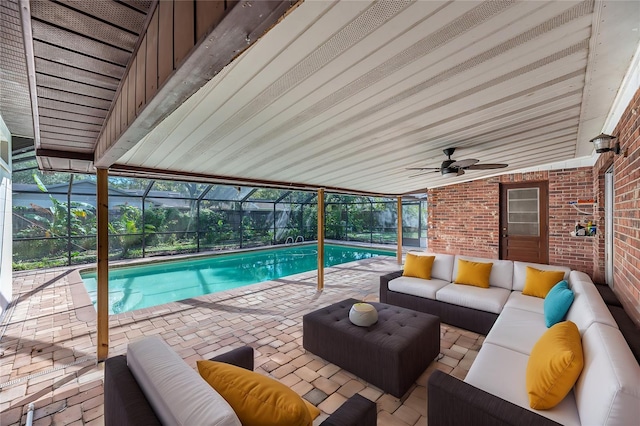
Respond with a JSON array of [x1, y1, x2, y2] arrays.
[[402, 253, 435, 280], [197, 361, 319, 426], [454, 259, 493, 288], [522, 267, 566, 298], [526, 321, 584, 410]]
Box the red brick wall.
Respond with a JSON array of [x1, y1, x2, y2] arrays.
[[427, 169, 596, 273], [547, 168, 595, 272], [593, 88, 640, 324], [426, 179, 499, 257], [427, 88, 640, 325]]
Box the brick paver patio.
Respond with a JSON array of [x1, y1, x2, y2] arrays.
[[1, 255, 483, 425]]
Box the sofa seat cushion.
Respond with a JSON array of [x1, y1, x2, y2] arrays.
[[453, 256, 514, 290], [127, 336, 241, 426], [388, 276, 449, 299], [464, 342, 580, 426], [435, 284, 510, 314], [484, 307, 547, 355], [513, 262, 570, 292], [504, 292, 544, 314], [574, 323, 640, 426], [566, 271, 618, 333]]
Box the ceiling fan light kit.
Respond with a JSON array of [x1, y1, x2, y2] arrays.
[[441, 167, 459, 178]]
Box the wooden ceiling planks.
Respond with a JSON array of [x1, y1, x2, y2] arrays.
[[30, 0, 150, 161], [0, 0, 33, 138]]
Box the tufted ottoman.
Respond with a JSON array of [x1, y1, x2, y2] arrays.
[[303, 298, 440, 398]]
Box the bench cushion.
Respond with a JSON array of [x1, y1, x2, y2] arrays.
[[127, 336, 241, 426], [436, 284, 510, 314]]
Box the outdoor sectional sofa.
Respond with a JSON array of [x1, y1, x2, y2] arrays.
[[380, 253, 640, 425], [104, 336, 376, 426]]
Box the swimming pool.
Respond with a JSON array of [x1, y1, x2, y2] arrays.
[[81, 244, 394, 314]]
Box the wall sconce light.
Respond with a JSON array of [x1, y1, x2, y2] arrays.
[[590, 133, 620, 154]]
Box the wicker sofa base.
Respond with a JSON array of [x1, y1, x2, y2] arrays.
[[303, 298, 440, 398], [380, 270, 498, 335], [428, 370, 561, 426]]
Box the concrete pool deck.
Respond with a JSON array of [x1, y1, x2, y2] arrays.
[[1, 256, 483, 426]]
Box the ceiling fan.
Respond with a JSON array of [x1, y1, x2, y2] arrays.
[[407, 147, 508, 178]]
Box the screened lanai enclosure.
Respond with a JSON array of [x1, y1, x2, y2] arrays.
[[12, 150, 427, 270]]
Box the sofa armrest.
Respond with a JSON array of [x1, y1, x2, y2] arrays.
[[209, 346, 254, 370], [105, 346, 255, 426], [380, 270, 403, 303], [428, 370, 561, 426], [320, 394, 376, 426], [104, 355, 161, 426]]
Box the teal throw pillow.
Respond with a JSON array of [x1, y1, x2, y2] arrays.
[[543, 280, 574, 327]]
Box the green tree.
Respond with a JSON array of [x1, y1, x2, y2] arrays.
[[109, 205, 155, 257]]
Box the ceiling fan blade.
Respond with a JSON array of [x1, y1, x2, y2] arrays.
[[406, 167, 440, 171], [449, 159, 478, 168], [408, 170, 441, 178], [465, 163, 508, 170]]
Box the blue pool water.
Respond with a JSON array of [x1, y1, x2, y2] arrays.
[[81, 244, 394, 314]]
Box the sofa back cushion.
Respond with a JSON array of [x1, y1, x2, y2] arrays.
[[513, 261, 570, 292], [453, 255, 514, 290], [574, 323, 640, 426], [127, 336, 241, 426], [566, 271, 618, 333], [424, 252, 455, 282]]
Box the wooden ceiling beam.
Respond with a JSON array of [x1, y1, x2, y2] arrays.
[[36, 148, 94, 162], [94, 0, 298, 169]]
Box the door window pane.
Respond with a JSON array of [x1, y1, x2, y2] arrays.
[[507, 188, 539, 236]]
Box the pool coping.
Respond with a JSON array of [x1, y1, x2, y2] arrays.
[[69, 241, 398, 321], [76, 240, 396, 274]]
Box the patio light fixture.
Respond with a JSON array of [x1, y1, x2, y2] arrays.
[[590, 133, 620, 154]]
